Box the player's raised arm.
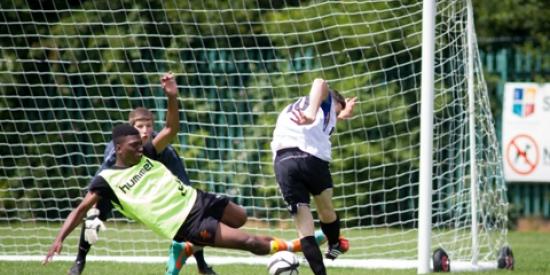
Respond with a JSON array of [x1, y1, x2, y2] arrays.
[[152, 72, 180, 153], [43, 191, 100, 265], [291, 78, 329, 125]]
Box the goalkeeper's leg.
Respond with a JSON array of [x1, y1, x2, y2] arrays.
[[68, 202, 108, 275], [194, 201, 304, 256], [213, 222, 297, 255], [165, 241, 196, 275], [193, 249, 216, 275], [68, 223, 91, 275], [164, 241, 217, 275]]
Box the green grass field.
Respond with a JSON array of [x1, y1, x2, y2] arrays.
[[1, 231, 549, 275]]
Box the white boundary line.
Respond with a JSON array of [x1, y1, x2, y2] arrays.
[[0, 256, 497, 272]]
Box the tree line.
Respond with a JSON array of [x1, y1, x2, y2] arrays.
[[0, 0, 546, 226]]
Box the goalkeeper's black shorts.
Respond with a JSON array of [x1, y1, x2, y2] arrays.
[[174, 190, 230, 245]]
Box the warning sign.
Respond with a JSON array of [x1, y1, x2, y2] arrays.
[[506, 134, 539, 175]]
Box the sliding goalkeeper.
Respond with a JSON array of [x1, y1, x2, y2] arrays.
[[67, 72, 215, 275], [44, 123, 306, 272]]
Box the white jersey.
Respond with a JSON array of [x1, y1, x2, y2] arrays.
[[271, 94, 337, 161]]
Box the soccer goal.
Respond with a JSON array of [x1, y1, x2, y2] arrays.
[[0, 0, 509, 272]]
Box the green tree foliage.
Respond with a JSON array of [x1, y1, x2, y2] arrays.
[[473, 0, 549, 136], [1, 0, 544, 226], [473, 0, 549, 51]]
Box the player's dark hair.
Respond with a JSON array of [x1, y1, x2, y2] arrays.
[[329, 89, 346, 110], [112, 124, 139, 145]]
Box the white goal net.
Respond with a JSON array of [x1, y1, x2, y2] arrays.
[[0, 0, 508, 270]]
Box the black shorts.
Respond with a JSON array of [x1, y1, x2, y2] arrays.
[[274, 148, 333, 213], [174, 190, 230, 245]]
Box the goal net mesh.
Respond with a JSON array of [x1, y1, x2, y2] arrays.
[[0, 0, 508, 267]]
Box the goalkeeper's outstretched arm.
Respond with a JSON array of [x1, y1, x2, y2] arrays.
[[43, 192, 100, 265]]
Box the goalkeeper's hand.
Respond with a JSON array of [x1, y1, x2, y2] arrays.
[[84, 208, 106, 245]]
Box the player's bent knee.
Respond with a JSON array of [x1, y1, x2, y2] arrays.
[[236, 215, 247, 227], [231, 212, 247, 228], [224, 214, 246, 228], [222, 203, 247, 228]]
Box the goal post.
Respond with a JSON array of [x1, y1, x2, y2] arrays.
[[0, 0, 509, 272], [418, 0, 436, 273]]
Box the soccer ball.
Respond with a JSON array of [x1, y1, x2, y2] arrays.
[[267, 251, 299, 275]]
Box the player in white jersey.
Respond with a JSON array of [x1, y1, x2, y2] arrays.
[[271, 78, 357, 275]]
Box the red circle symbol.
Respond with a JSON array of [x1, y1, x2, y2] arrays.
[[506, 134, 539, 175]]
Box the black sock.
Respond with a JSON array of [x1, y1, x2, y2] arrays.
[[76, 223, 91, 261], [193, 249, 208, 270], [300, 236, 326, 275], [320, 216, 340, 246]]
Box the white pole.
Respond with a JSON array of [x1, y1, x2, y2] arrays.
[[467, 0, 479, 267], [418, 0, 436, 274]]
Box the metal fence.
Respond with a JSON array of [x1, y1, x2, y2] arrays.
[[480, 48, 550, 217]]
